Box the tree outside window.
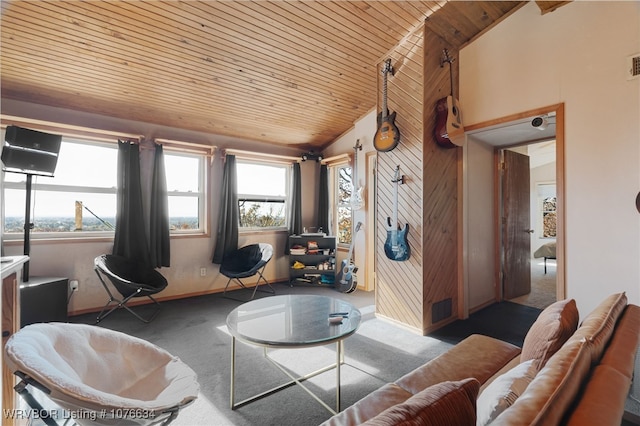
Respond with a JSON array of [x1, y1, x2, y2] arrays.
[[337, 165, 353, 244], [538, 183, 556, 238], [236, 161, 288, 229]]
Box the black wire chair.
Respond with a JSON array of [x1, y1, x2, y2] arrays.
[[220, 243, 275, 301], [94, 254, 168, 323]]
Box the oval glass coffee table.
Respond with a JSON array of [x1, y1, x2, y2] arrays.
[[226, 294, 361, 414]]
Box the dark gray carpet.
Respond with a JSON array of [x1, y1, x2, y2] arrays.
[[69, 284, 454, 426], [430, 301, 542, 348], [66, 285, 542, 425]]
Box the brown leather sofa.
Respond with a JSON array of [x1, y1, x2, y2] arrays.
[[322, 293, 639, 426]]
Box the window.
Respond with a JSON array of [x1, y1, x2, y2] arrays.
[[537, 183, 557, 238], [165, 152, 205, 232], [335, 164, 353, 245], [236, 160, 288, 229], [2, 138, 206, 238]]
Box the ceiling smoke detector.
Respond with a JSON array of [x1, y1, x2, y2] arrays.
[[531, 116, 549, 131]]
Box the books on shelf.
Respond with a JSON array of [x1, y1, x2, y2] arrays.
[[290, 244, 306, 255], [307, 241, 319, 254]]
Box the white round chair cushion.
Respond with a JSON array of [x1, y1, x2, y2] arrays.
[[4, 322, 199, 417]]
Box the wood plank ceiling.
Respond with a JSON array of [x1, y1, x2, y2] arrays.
[[0, 1, 524, 150]]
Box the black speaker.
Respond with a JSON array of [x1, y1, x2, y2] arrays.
[[20, 276, 69, 326], [5, 125, 62, 153], [2, 125, 62, 176]]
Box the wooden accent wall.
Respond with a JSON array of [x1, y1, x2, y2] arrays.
[[375, 23, 461, 335], [376, 29, 425, 331]]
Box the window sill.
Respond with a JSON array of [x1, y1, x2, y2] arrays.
[[2, 232, 210, 245]]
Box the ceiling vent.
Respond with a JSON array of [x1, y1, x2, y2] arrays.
[[627, 53, 640, 80]]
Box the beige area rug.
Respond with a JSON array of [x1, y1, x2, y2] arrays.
[[509, 258, 557, 309]]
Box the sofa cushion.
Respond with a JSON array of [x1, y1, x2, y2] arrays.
[[569, 292, 627, 364], [320, 383, 412, 426], [565, 364, 631, 426], [395, 334, 520, 395], [520, 298, 579, 368], [476, 359, 538, 425], [491, 339, 592, 426], [361, 378, 480, 426], [600, 304, 640, 378]]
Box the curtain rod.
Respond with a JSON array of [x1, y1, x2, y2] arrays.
[[223, 148, 300, 163], [154, 138, 217, 157], [1, 115, 141, 142], [321, 153, 351, 165]]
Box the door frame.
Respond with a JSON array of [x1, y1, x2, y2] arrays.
[[464, 103, 565, 310]]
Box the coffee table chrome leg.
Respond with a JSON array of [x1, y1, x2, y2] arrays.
[[336, 340, 341, 413], [231, 340, 348, 414], [230, 336, 236, 409]]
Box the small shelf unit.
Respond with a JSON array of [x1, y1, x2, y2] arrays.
[[288, 234, 336, 287]]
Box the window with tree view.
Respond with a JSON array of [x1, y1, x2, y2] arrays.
[[336, 165, 353, 245], [236, 161, 288, 229], [537, 183, 557, 238]]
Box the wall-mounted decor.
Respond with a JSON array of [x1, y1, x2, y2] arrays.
[[434, 49, 464, 148], [374, 59, 400, 152], [384, 165, 410, 261]]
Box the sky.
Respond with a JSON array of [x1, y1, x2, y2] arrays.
[[3, 141, 288, 219]]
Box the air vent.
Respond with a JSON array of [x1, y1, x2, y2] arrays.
[[627, 53, 640, 80], [432, 298, 452, 323]]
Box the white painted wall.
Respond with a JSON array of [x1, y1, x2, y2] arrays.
[[323, 108, 377, 289], [464, 136, 496, 309], [461, 1, 640, 315]]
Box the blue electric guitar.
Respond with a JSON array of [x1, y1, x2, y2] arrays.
[[337, 221, 362, 293], [384, 166, 410, 261]]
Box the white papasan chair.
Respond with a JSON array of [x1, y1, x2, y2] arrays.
[[4, 322, 199, 426]]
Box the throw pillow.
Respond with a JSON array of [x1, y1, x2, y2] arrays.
[[476, 359, 538, 425], [520, 298, 579, 368], [362, 378, 480, 426], [572, 292, 627, 363]]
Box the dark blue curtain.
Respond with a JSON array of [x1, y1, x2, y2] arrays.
[[149, 144, 170, 267], [113, 141, 151, 265], [213, 154, 239, 264], [318, 164, 329, 235]]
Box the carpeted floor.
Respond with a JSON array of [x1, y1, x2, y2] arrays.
[[68, 284, 454, 426], [509, 257, 557, 309], [61, 282, 545, 426], [430, 301, 541, 348]]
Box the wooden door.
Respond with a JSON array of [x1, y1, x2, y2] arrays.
[[502, 150, 531, 299]]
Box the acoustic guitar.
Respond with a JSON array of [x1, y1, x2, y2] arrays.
[[374, 59, 400, 152], [384, 166, 410, 261], [337, 221, 363, 293], [434, 48, 464, 148]]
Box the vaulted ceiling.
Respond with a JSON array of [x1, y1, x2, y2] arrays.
[[1, 1, 526, 150]]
